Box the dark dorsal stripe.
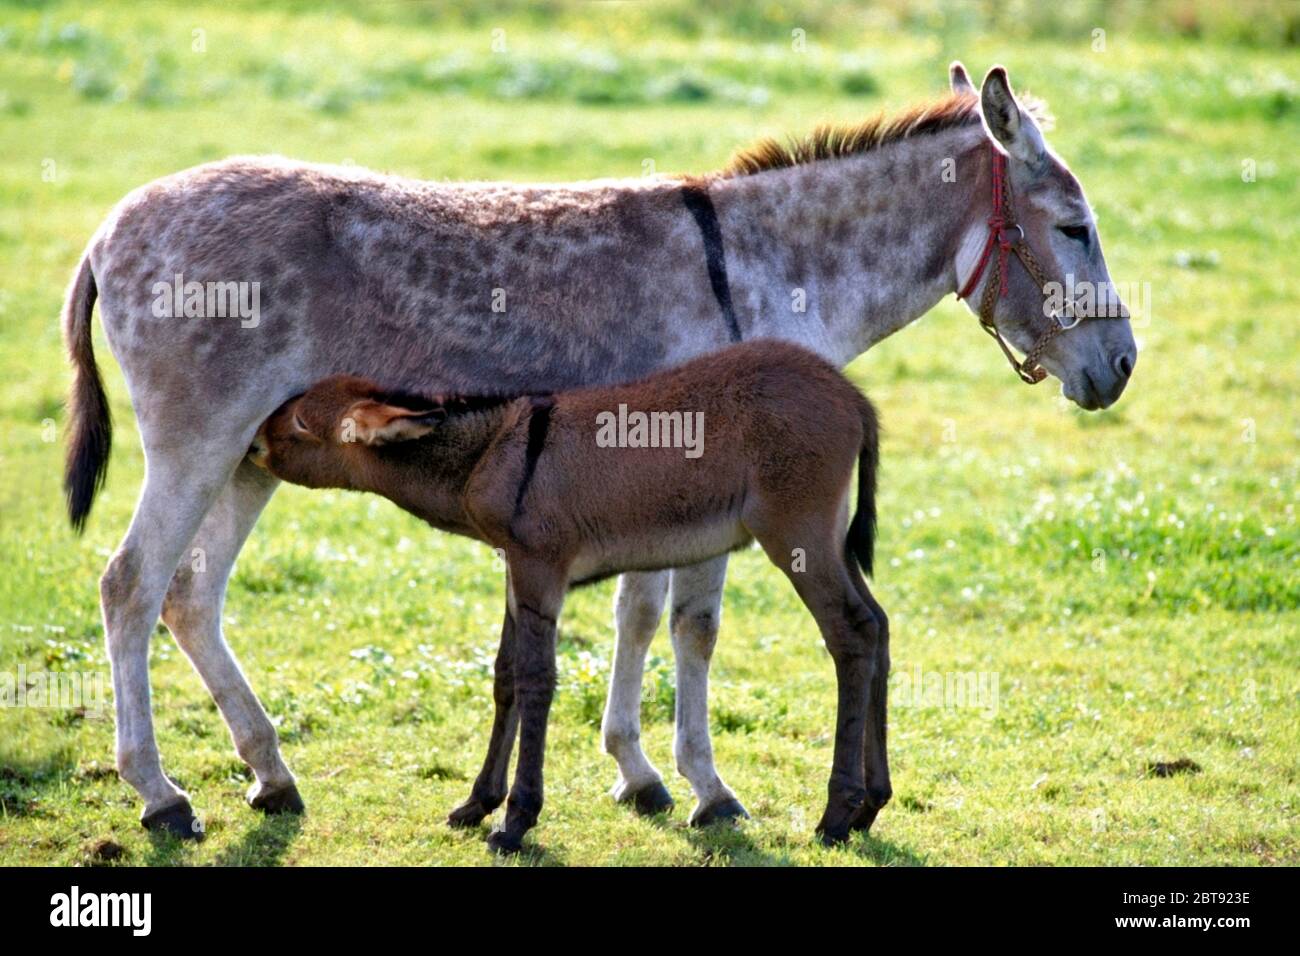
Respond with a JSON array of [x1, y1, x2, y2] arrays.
[[512, 394, 555, 525], [681, 183, 743, 343]]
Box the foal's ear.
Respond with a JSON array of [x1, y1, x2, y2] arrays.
[[342, 399, 445, 445], [979, 65, 1047, 170], [949, 61, 975, 96]]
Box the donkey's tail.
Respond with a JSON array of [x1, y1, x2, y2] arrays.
[[62, 251, 111, 533], [846, 396, 879, 578]]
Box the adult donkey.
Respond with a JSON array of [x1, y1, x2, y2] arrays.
[[64, 63, 1134, 837]]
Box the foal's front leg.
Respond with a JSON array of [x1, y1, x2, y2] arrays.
[[487, 564, 563, 854], [448, 604, 518, 828]]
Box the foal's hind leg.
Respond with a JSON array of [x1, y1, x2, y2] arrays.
[[757, 522, 880, 845], [159, 458, 300, 815], [846, 572, 891, 833]]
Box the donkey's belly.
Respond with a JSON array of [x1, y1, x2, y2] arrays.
[[568, 519, 754, 586]]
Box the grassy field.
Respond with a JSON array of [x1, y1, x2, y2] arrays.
[[0, 1, 1296, 866]]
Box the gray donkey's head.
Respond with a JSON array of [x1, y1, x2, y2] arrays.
[[951, 63, 1137, 409]]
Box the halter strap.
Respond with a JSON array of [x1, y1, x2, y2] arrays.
[[956, 147, 1064, 385]]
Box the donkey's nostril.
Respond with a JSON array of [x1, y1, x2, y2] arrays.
[[1115, 352, 1135, 379]]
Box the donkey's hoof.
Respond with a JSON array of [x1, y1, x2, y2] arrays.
[[141, 800, 204, 841], [689, 796, 749, 828], [248, 782, 305, 815], [448, 797, 495, 829], [486, 828, 524, 855], [619, 780, 674, 816]]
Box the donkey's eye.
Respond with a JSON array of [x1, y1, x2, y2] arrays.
[[291, 412, 312, 436], [1059, 224, 1091, 245]]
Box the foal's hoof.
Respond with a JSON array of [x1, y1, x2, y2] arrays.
[[816, 823, 852, 847], [248, 782, 305, 815], [849, 803, 881, 833], [817, 794, 879, 845], [618, 780, 675, 816], [141, 800, 204, 841], [448, 797, 495, 829], [848, 786, 890, 833], [689, 796, 749, 828], [486, 828, 525, 855]]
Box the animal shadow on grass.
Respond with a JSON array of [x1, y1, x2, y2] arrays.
[[444, 814, 570, 866], [142, 807, 304, 866], [0, 761, 70, 822], [214, 812, 304, 866], [144, 826, 201, 866], [493, 841, 569, 867], [637, 807, 785, 865], [651, 810, 926, 866], [845, 831, 927, 866]]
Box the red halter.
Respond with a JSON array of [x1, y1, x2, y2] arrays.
[[957, 149, 1020, 301], [955, 147, 1061, 385]]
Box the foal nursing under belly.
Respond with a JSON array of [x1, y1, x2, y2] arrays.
[[252, 340, 890, 851]]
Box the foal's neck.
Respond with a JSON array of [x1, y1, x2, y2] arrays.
[[371, 401, 518, 532], [710, 127, 987, 364]]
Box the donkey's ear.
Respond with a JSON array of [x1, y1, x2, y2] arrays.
[[343, 399, 445, 445], [949, 61, 975, 96], [979, 66, 1047, 169]]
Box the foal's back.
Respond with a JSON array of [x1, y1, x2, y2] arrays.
[[488, 340, 875, 579]]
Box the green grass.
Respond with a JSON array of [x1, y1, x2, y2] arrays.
[[0, 1, 1296, 866]]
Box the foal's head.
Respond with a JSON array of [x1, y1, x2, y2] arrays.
[[952, 63, 1137, 409], [250, 376, 446, 487]]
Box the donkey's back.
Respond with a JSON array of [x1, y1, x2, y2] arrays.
[[65, 155, 723, 528]]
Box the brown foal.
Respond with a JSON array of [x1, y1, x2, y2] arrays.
[[250, 339, 889, 852]]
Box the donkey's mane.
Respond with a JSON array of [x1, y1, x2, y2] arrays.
[[723, 91, 1048, 178]]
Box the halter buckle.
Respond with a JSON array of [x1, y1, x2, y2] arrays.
[[1052, 297, 1083, 331], [996, 223, 1024, 247]]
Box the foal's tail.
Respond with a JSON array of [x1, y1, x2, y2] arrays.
[[62, 251, 111, 533], [846, 396, 880, 578]]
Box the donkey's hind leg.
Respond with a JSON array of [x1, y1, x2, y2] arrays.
[[100, 444, 246, 839], [602, 570, 674, 814], [159, 457, 301, 815]]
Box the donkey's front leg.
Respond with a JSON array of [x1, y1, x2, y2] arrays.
[[669, 557, 747, 826], [487, 565, 563, 855], [603, 570, 673, 814], [449, 605, 518, 828]]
